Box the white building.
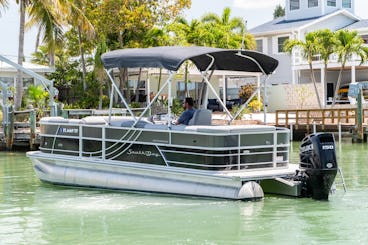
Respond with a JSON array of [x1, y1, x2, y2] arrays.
[[0, 57, 55, 88], [249, 0, 368, 110]]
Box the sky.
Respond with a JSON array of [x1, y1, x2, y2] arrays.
[[1, 0, 368, 58]]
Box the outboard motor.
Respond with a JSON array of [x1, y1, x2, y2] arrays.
[[299, 133, 338, 200]]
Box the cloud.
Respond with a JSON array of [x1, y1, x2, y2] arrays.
[[233, 0, 283, 9]]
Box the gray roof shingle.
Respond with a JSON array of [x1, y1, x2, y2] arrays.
[[344, 19, 368, 30], [249, 10, 367, 35], [249, 16, 321, 35]]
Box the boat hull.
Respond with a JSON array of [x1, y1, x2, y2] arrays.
[[27, 151, 265, 200]]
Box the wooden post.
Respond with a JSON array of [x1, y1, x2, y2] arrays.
[[4, 105, 14, 150], [353, 89, 364, 143], [61, 109, 69, 119], [29, 109, 36, 150]]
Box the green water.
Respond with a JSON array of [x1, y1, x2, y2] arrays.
[[1, 142, 368, 245]]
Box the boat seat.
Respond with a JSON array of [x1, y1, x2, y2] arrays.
[[40, 117, 69, 123], [40, 117, 85, 124], [188, 109, 212, 126], [81, 116, 107, 125]]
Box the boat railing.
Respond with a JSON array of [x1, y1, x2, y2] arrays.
[[39, 121, 290, 172]]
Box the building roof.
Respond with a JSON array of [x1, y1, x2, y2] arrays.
[[0, 60, 55, 73], [345, 19, 368, 30], [250, 16, 320, 35], [249, 9, 361, 36]]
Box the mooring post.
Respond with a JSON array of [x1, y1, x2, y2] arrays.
[[338, 122, 342, 146], [29, 109, 36, 150], [4, 105, 14, 150], [353, 88, 364, 143], [290, 123, 293, 141]]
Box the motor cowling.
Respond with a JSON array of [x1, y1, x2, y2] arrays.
[[299, 133, 338, 200]]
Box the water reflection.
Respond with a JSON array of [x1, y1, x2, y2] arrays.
[[30, 185, 267, 244]]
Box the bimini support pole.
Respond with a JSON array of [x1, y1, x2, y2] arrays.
[[107, 74, 115, 124], [201, 54, 233, 121], [133, 71, 175, 127], [230, 75, 271, 124], [105, 68, 137, 122], [233, 52, 271, 124]]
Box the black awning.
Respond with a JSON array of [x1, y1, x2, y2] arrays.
[[101, 46, 278, 75]]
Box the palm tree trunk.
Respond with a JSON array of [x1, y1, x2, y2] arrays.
[[157, 68, 162, 91], [184, 62, 189, 97], [48, 49, 55, 66], [323, 63, 328, 108], [309, 63, 322, 109], [119, 68, 131, 104], [332, 63, 345, 107], [98, 81, 103, 110], [78, 25, 87, 91], [35, 25, 41, 53], [15, 0, 26, 110], [135, 68, 142, 102]]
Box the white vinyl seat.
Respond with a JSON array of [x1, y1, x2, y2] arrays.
[[188, 109, 212, 126]]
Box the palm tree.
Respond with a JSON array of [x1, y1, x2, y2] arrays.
[[31, 45, 49, 65], [332, 30, 368, 106], [94, 39, 108, 109], [315, 29, 336, 106], [61, 0, 95, 91], [201, 7, 244, 34], [201, 7, 246, 49], [0, 0, 8, 13], [284, 32, 322, 108], [14, 0, 29, 110], [26, 0, 64, 66], [28, 0, 94, 90], [166, 18, 202, 96], [2, 0, 63, 110]]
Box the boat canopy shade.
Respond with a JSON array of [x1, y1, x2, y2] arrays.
[[101, 46, 278, 75]]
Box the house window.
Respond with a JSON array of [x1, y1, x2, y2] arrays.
[[327, 0, 336, 6], [256, 40, 263, 52], [277, 36, 289, 53], [177, 81, 202, 101], [308, 0, 318, 7], [290, 0, 300, 10], [342, 0, 351, 8]]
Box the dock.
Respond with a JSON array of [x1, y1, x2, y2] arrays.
[[0, 108, 142, 150], [2, 107, 367, 150], [275, 108, 368, 141]]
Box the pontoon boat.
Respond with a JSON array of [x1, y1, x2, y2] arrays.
[[27, 46, 338, 200]]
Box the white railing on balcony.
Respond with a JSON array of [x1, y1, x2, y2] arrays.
[[292, 51, 368, 66]]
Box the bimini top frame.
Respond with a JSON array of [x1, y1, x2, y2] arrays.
[[101, 46, 278, 74], [101, 46, 279, 125]]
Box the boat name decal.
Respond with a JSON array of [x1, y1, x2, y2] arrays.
[[127, 149, 160, 158], [59, 127, 79, 134]]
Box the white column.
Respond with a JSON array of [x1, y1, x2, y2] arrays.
[[223, 75, 227, 112], [321, 67, 325, 107], [351, 65, 356, 83], [257, 75, 261, 99], [222, 75, 226, 106]]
